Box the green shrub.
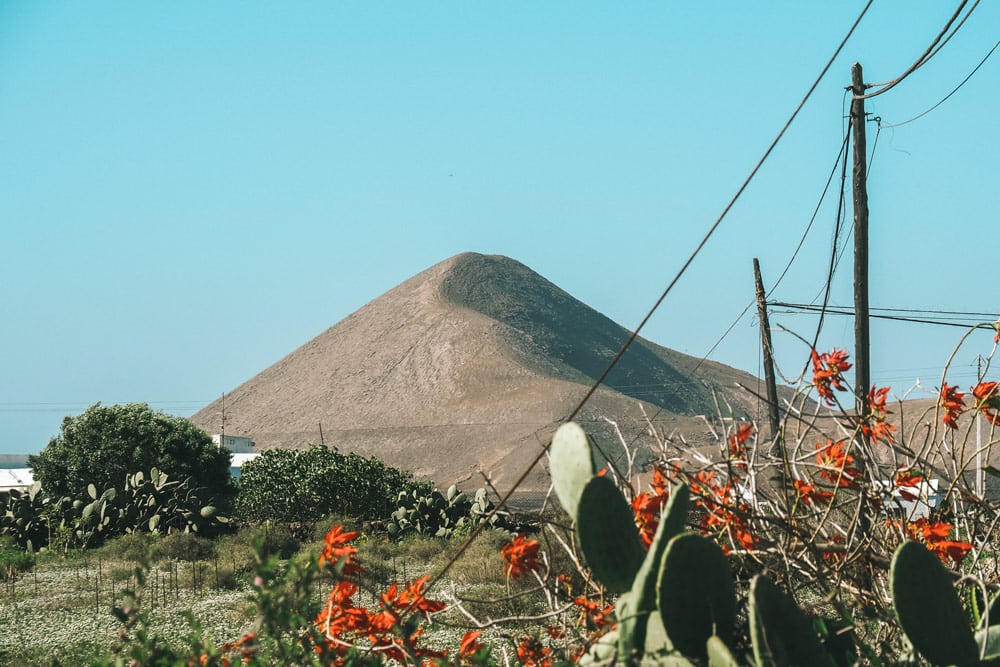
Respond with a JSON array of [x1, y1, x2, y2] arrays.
[[234, 446, 422, 523], [0, 547, 34, 580], [152, 532, 217, 563], [251, 523, 302, 560], [98, 531, 159, 562]]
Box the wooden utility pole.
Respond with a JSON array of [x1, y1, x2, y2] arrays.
[[851, 62, 871, 416], [753, 258, 781, 443]]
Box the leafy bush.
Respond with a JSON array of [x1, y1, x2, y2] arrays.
[[234, 446, 424, 523], [29, 403, 234, 508]]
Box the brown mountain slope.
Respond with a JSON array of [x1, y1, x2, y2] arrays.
[[191, 252, 773, 500]]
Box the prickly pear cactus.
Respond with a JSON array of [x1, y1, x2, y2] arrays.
[[550, 422, 596, 519], [618, 483, 690, 660], [656, 533, 736, 660], [749, 574, 836, 667], [891, 540, 979, 667], [575, 474, 645, 593]]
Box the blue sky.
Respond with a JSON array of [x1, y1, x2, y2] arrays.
[[2, 2, 998, 454]]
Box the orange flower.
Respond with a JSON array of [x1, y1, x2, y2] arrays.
[[459, 630, 483, 660], [894, 469, 924, 501], [573, 595, 615, 632], [516, 636, 553, 667], [632, 465, 673, 548], [940, 383, 965, 429], [793, 479, 834, 505], [319, 525, 363, 575], [501, 534, 541, 580], [728, 422, 754, 459], [934, 540, 974, 566], [811, 348, 852, 406], [906, 519, 974, 566], [816, 440, 861, 488], [972, 381, 1000, 425], [861, 386, 895, 443]]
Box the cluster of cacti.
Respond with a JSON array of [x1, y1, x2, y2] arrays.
[[0, 483, 51, 552], [74, 468, 227, 547], [387, 484, 511, 538], [0, 467, 229, 552], [551, 422, 851, 666]]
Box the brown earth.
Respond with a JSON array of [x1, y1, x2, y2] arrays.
[[190, 253, 797, 504]]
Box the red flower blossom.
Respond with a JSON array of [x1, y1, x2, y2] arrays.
[[816, 439, 862, 488], [501, 534, 541, 580], [459, 630, 483, 660], [894, 469, 924, 501], [728, 422, 754, 459], [861, 386, 896, 443], [906, 519, 974, 566], [940, 383, 966, 429], [516, 636, 553, 667], [811, 348, 852, 406], [793, 479, 834, 505], [573, 596, 615, 632], [631, 465, 673, 548], [972, 381, 1000, 425], [318, 525, 363, 575]]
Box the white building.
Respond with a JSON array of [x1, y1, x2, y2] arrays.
[[212, 435, 258, 479], [212, 434, 255, 454], [0, 455, 33, 493]]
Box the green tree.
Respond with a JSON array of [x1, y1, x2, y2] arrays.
[[29, 403, 234, 507]]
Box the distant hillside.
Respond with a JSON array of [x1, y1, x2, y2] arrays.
[[191, 252, 775, 502]]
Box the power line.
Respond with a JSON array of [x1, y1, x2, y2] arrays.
[[770, 301, 999, 330], [858, 0, 976, 100], [879, 37, 1000, 129], [420, 0, 877, 600], [773, 302, 999, 318]]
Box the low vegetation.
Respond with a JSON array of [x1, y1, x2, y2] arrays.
[[4, 330, 1000, 665]]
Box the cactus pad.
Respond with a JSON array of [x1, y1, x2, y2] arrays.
[[891, 540, 978, 667], [550, 422, 596, 519], [656, 533, 736, 659], [576, 474, 645, 593], [749, 574, 836, 667]]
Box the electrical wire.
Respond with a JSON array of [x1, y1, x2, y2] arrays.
[[771, 301, 999, 330], [879, 37, 1000, 129], [858, 0, 975, 99], [418, 0, 877, 601]]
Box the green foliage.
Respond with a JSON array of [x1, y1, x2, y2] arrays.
[[235, 446, 421, 523], [0, 545, 34, 581], [74, 468, 230, 548], [0, 483, 49, 551], [387, 484, 512, 539], [151, 531, 217, 562], [29, 403, 234, 508]]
